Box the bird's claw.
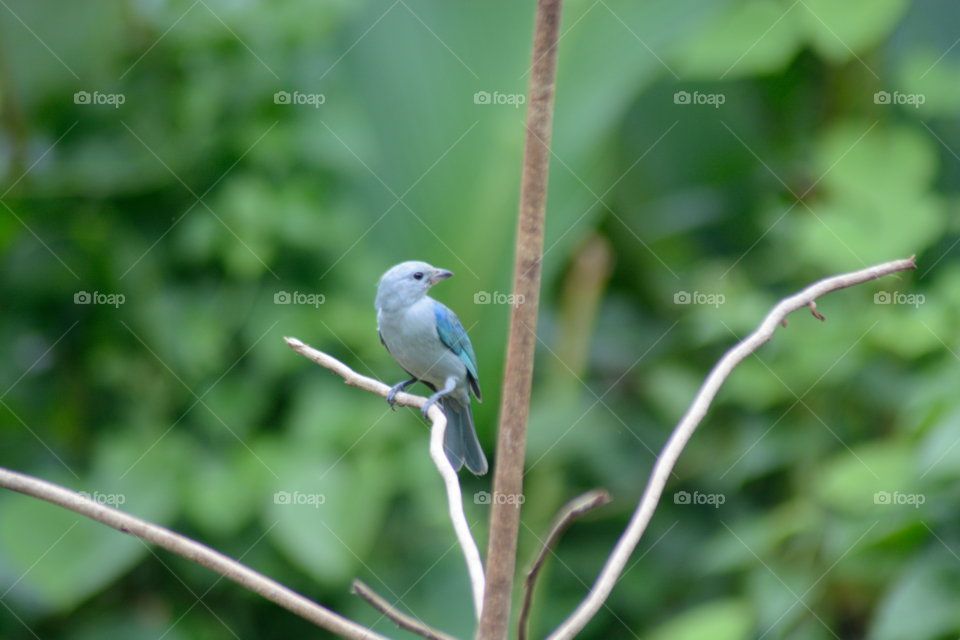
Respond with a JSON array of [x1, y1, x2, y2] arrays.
[[421, 398, 436, 421], [386, 382, 408, 410]]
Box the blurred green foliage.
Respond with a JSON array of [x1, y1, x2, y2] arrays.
[[2, 0, 960, 639]]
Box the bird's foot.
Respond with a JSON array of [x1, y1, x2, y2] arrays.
[[387, 379, 414, 410], [422, 378, 457, 420], [421, 397, 438, 421]]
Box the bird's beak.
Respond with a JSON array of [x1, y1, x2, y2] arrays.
[[428, 269, 453, 285]]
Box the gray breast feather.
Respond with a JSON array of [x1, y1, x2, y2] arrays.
[[378, 298, 468, 395]]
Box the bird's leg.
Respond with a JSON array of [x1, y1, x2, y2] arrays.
[[386, 377, 418, 410], [422, 376, 457, 421]]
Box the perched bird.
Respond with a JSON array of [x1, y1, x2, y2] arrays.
[[375, 261, 488, 475]]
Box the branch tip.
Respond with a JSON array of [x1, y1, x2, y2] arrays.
[[518, 489, 610, 640], [352, 579, 461, 640]]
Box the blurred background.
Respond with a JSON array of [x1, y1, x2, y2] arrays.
[[2, 0, 960, 638]]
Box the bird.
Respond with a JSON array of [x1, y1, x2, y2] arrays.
[[375, 261, 488, 475]]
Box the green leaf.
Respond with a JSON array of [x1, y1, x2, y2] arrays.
[[815, 441, 916, 515], [895, 49, 960, 117], [182, 449, 265, 537], [869, 556, 960, 640], [917, 404, 960, 481], [701, 501, 823, 574], [649, 599, 755, 640], [0, 429, 182, 612], [677, 1, 803, 79], [266, 452, 393, 584], [800, 0, 909, 63], [795, 122, 946, 271]]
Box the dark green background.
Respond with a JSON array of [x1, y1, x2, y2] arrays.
[[2, 0, 960, 638]]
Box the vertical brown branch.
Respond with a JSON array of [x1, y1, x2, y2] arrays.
[[476, 0, 563, 638]]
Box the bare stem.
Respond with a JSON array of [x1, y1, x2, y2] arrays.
[[517, 489, 611, 640], [545, 255, 917, 640], [285, 336, 485, 616], [477, 0, 563, 638], [0, 466, 388, 640], [352, 579, 462, 640]]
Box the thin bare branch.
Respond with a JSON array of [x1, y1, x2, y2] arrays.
[[546, 255, 917, 640], [284, 336, 485, 616], [0, 466, 389, 640], [518, 489, 611, 640], [352, 579, 461, 640]]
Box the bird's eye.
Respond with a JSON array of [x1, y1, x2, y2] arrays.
[[413, 272, 424, 280]]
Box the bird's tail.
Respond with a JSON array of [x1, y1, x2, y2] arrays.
[[441, 396, 488, 475]]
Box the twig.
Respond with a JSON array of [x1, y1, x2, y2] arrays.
[[546, 255, 917, 640], [478, 0, 564, 638], [428, 387, 486, 618], [351, 579, 461, 640], [0, 466, 388, 640], [517, 490, 611, 640], [284, 336, 485, 617]]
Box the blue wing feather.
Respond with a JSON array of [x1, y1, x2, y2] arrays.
[[433, 301, 482, 401]]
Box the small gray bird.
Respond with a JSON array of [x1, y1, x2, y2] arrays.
[[375, 261, 488, 475]]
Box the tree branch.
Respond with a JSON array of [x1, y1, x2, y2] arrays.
[[0, 466, 389, 640], [478, 0, 563, 637], [352, 579, 462, 640], [284, 336, 485, 617], [517, 489, 611, 640], [545, 255, 917, 640]]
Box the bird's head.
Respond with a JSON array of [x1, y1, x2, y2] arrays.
[[375, 261, 453, 310]]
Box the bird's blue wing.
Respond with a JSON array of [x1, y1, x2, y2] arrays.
[[433, 301, 482, 401]]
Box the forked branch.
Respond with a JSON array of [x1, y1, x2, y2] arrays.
[[284, 336, 485, 617]]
